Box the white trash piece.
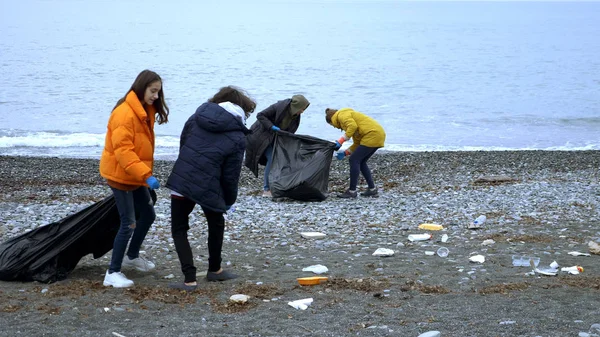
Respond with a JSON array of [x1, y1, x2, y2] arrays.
[[441, 234, 449, 243], [300, 232, 326, 239], [408, 233, 432, 242], [418, 331, 441, 337], [229, 294, 249, 303], [561, 266, 584, 275], [302, 264, 329, 274], [372, 248, 395, 257], [469, 255, 485, 263], [288, 298, 313, 310], [468, 215, 486, 229], [568, 251, 591, 257]]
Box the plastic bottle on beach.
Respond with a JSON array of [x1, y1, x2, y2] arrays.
[[469, 215, 486, 229]]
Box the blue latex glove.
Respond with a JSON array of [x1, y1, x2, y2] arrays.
[[146, 176, 160, 190], [271, 125, 280, 131], [336, 151, 346, 160], [334, 141, 342, 150]]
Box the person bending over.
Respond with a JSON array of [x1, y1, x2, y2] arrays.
[[244, 95, 310, 198], [325, 107, 386, 198]]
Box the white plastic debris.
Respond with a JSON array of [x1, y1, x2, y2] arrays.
[[550, 261, 560, 269], [568, 251, 591, 257], [372, 248, 395, 257], [288, 298, 313, 310], [469, 255, 485, 263], [302, 264, 329, 274], [300, 232, 326, 239], [408, 234, 431, 242], [229, 294, 249, 303], [163, 274, 175, 279], [561, 266, 584, 275], [481, 239, 495, 246], [441, 234, 449, 243], [418, 331, 441, 337], [424, 251, 435, 256]]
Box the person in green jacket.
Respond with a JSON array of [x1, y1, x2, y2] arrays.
[[325, 107, 386, 198]]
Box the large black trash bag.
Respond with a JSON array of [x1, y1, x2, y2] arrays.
[[269, 131, 337, 201], [0, 189, 156, 283]]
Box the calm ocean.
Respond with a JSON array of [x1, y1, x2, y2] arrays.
[[1, 0, 599, 159]]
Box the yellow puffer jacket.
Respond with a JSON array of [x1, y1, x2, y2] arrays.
[[99, 91, 156, 186], [331, 108, 386, 153]]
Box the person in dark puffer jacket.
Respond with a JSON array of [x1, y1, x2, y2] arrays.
[[166, 86, 256, 290], [244, 95, 310, 198]]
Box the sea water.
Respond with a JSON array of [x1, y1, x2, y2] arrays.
[[1, 0, 599, 158]]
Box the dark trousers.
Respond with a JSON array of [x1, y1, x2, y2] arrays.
[[171, 196, 224, 283], [348, 145, 379, 191]]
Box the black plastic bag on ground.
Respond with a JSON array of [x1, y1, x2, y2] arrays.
[[0, 190, 156, 283], [269, 131, 337, 201]]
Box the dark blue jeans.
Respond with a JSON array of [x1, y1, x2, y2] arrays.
[[263, 143, 274, 191], [109, 186, 156, 273], [348, 145, 379, 191]]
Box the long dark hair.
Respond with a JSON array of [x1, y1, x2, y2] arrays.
[[208, 86, 256, 118], [113, 70, 170, 125]]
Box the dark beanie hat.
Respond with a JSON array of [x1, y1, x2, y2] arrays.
[[290, 95, 310, 116]]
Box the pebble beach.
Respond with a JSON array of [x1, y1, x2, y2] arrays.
[[1, 151, 600, 337]]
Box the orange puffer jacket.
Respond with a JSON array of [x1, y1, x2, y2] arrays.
[[100, 91, 156, 186]]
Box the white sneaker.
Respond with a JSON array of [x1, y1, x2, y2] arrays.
[[103, 270, 134, 288], [122, 256, 156, 272], [262, 190, 272, 198]]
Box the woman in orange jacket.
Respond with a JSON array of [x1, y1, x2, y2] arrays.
[[99, 70, 169, 288], [326, 107, 386, 198]]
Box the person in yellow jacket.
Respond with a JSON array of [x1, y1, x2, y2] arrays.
[[99, 70, 170, 288], [325, 107, 386, 198]]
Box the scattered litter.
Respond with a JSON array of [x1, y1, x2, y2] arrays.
[[481, 239, 495, 246], [425, 251, 435, 256], [297, 276, 328, 286], [104, 307, 110, 312], [550, 261, 560, 269], [561, 266, 584, 275], [408, 233, 432, 242], [163, 274, 175, 279], [530, 259, 558, 276], [288, 298, 313, 310], [418, 223, 444, 231], [568, 251, 591, 257], [112, 333, 127, 337], [229, 294, 249, 303], [441, 234, 449, 243], [468, 215, 486, 229], [499, 320, 516, 325], [469, 255, 485, 263], [41, 288, 48, 294], [300, 232, 326, 239], [512, 255, 539, 267], [418, 331, 441, 337], [590, 241, 600, 255], [302, 264, 328, 274], [372, 248, 395, 257], [437, 247, 449, 257]]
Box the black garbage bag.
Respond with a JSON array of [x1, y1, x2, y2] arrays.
[[269, 131, 337, 201], [0, 190, 156, 283]]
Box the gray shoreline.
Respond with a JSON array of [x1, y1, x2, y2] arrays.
[[1, 151, 600, 336]]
